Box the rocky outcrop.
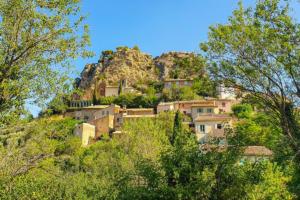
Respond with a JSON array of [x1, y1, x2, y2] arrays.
[[75, 47, 198, 100], [75, 47, 158, 100], [154, 51, 196, 79]]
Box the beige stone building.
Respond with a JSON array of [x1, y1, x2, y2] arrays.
[[163, 79, 193, 89], [206, 98, 239, 113], [89, 115, 115, 138], [73, 104, 120, 122], [242, 146, 273, 162], [74, 105, 110, 121], [74, 123, 96, 146], [191, 102, 219, 121], [105, 86, 119, 97], [124, 108, 154, 115], [194, 114, 232, 143], [201, 145, 273, 162], [157, 102, 175, 113]]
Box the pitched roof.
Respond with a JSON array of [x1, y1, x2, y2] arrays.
[[123, 114, 156, 118], [158, 102, 175, 106], [175, 100, 207, 104], [164, 78, 193, 82], [243, 146, 273, 156], [124, 108, 154, 112], [195, 114, 232, 122], [200, 145, 273, 156], [82, 105, 110, 109], [105, 86, 119, 88], [191, 104, 217, 108]]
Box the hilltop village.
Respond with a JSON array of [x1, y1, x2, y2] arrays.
[[63, 47, 273, 161]]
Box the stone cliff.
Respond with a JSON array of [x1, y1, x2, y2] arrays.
[[75, 47, 197, 100]]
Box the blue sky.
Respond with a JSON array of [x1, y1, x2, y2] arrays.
[[28, 0, 300, 116], [74, 0, 300, 73]]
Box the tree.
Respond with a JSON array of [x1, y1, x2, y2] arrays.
[[0, 0, 92, 126], [201, 0, 300, 160], [118, 80, 123, 95], [171, 110, 183, 146], [232, 103, 253, 119], [172, 55, 206, 79]]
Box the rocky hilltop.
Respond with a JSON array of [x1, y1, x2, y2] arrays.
[[75, 46, 196, 100], [154, 51, 197, 79]]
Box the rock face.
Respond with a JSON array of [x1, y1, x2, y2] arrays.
[[75, 47, 196, 100], [154, 51, 196, 79]]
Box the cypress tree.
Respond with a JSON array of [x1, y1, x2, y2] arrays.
[[118, 80, 123, 95], [171, 110, 183, 146], [92, 90, 97, 105]]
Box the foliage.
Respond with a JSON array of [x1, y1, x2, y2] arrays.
[[0, 112, 295, 199], [170, 55, 206, 79], [0, 0, 92, 126], [201, 0, 300, 160], [162, 85, 198, 102], [192, 77, 217, 97], [97, 93, 160, 109], [232, 103, 253, 119], [230, 104, 281, 149]]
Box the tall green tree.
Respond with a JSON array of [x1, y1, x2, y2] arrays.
[[201, 0, 300, 160], [0, 0, 92, 126], [171, 110, 183, 146]]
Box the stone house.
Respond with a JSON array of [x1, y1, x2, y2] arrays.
[[74, 123, 96, 146], [201, 145, 273, 162], [157, 102, 175, 113], [105, 86, 119, 97], [190, 102, 219, 121], [163, 79, 193, 89], [194, 114, 232, 143], [242, 146, 273, 162], [213, 99, 239, 113], [99, 79, 139, 97], [124, 108, 154, 116], [89, 115, 115, 139], [73, 105, 110, 121]]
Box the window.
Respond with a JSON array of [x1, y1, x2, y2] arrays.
[[102, 111, 105, 115], [106, 111, 109, 115], [84, 116, 89, 121], [197, 108, 203, 113], [222, 102, 226, 107], [217, 124, 222, 129], [207, 108, 213, 113], [184, 81, 189, 85], [200, 125, 205, 132]]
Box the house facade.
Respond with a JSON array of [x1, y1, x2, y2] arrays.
[[164, 79, 193, 89], [74, 123, 96, 146], [190, 102, 219, 121], [194, 114, 232, 143]]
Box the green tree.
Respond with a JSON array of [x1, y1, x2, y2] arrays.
[[232, 103, 253, 119], [162, 85, 198, 102], [171, 110, 183, 146], [201, 0, 300, 160], [0, 0, 92, 126], [172, 55, 206, 79]]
